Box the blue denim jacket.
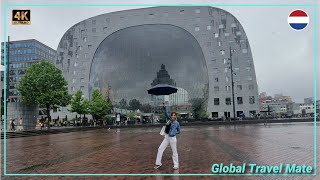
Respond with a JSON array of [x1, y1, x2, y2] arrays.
[[164, 106, 181, 137]]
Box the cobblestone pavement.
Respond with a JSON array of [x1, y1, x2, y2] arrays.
[[1, 122, 319, 180]]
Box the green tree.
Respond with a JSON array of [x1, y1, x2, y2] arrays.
[[89, 89, 112, 120], [119, 98, 128, 109], [18, 60, 71, 121], [191, 98, 206, 120], [129, 99, 142, 111], [199, 111, 209, 119], [69, 90, 89, 119]]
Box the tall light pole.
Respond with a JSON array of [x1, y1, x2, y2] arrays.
[[228, 46, 236, 121], [6, 36, 10, 128]]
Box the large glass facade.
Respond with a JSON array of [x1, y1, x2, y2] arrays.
[[89, 24, 209, 112]]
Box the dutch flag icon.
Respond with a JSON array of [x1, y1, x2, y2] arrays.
[[288, 9, 309, 31]]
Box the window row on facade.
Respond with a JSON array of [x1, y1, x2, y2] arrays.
[[2, 41, 55, 56], [8, 48, 55, 61], [213, 96, 255, 105], [9, 69, 26, 76], [211, 110, 257, 118], [212, 66, 252, 73], [213, 76, 253, 83], [196, 25, 242, 35], [9, 55, 38, 62], [72, 78, 85, 83], [213, 84, 254, 92], [70, 86, 85, 92], [9, 76, 22, 82], [9, 62, 34, 69]]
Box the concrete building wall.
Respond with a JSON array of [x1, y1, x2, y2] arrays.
[[7, 103, 38, 130]]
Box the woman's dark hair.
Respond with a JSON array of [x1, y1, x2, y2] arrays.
[[171, 112, 177, 116]]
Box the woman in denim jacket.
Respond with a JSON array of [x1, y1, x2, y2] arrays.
[[154, 103, 181, 170]]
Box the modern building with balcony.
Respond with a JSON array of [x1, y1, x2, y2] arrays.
[[1, 39, 56, 129]]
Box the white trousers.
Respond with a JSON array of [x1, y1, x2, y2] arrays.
[[156, 134, 179, 167]]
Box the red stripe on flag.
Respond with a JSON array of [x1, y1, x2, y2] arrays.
[[290, 10, 307, 17]]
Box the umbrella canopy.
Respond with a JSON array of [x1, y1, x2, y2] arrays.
[[147, 84, 178, 96]]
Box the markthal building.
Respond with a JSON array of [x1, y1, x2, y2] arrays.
[[55, 6, 259, 119]]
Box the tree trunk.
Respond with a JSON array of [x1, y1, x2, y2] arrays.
[[46, 105, 51, 129]]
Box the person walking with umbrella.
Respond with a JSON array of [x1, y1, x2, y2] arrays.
[[154, 102, 181, 170]]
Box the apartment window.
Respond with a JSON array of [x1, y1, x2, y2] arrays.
[[249, 84, 254, 90], [225, 68, 228, 73], [237, 85, 242, 90], [84, 53, 87, 58], [74, 62, 78, 67], [196, 18, 200, 22], [214, 33, 219, 38], [220, 50, 225, 55], [236, 31, 242, 36], [226, 77, 229, 82], [92, 28, 96, 33], [225, 86, 231, 91], [73, 71, 76, 75], [223, 58, 227, 64], [92, 20, 96, 25], [219, 41, 222, 46], [219, 24, 224, 29], [80, 78, 84, 83], [79, 46, 82, 50], [237, 97, 243, 104], [213, 68, 219, 73], [207, 25, 211, 30], [249, 96, 255, 104], [71, 86, 75, 92], [234, 67, 239, 71], [246, 67, 251, 71], [214, 77, 219, 82], [214, 86, 219, 92], [248, 76, 253, 81], [76, 54, 79, 58], [249, 110, 256, 115], [179, 10, 184, 15], [214, 98, 220, 105], [72, 79, 76, 83], [231, 23, 236, 27], [226, 98, 231, 105], [83, 37, 87, 42], [80, 86, 84, 91], [103, 27, 108, 31], [212, 112, 218, 118], [225, 33, 229, 36], [195, 9, 200, 13], [242, 49, 248, 53], [195, 27, 200, 31]]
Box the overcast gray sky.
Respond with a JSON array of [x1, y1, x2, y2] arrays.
[[1, 0, 319, 103]]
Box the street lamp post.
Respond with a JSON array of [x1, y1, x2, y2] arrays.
[[6, 36, 10, 128], [228, 46, 236, 121]]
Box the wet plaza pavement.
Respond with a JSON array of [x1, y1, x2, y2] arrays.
[[1, 122, 319, 179]]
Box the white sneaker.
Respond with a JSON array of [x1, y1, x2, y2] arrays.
[[173, 167, 179, 170], [154, 165, 162, 169]]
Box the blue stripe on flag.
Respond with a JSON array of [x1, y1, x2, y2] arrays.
[[289, 23, 308, 30]]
